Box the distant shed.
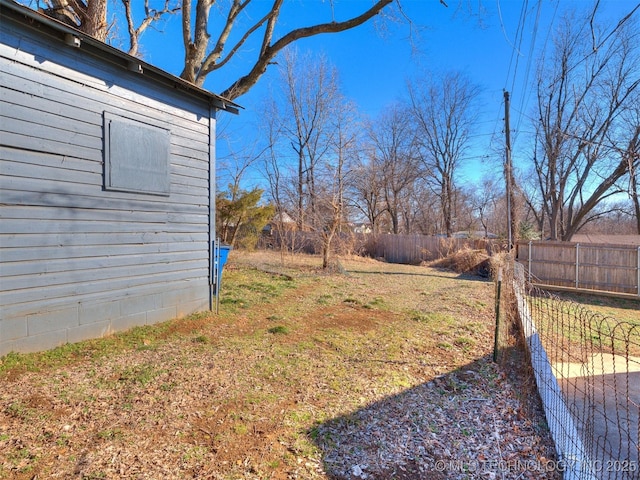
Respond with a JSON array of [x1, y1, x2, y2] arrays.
[[0, 0, 240, 355]]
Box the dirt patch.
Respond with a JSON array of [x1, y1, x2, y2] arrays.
[[302, 305, 388, 332], [157, 313, 210, 339], [23, 394, 55, 412], [189, 397, 295, 476]]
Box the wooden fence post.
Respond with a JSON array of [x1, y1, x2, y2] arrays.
[[575, 243, 580, 289], [528, 241, 532, 283]]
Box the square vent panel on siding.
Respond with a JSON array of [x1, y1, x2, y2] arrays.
[[103, 112, 171, 196]]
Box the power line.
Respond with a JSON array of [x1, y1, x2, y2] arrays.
[[492, 0, 530, 157], [497, 0, 523, 59], [508, 0, 528, 96], [513, 0, 543, 142]]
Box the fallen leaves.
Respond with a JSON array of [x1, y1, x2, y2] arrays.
[[0, 252, 560, 479]]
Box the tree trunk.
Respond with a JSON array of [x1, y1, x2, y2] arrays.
[[443, 175, 452, 237], [297, 151, 304, 230], [632, 169, 640, 234], [43, 0, 107, 40], [548, 205, 559, 241], [322, 231, 334, 269], [85, 0, 108, 41]]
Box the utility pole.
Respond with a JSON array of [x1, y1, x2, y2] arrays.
[[503, 90, 516, 251]]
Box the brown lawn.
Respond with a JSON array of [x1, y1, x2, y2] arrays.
[[0, 251, 560, 479]]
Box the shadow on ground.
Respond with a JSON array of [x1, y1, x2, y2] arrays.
[[308, 355, 560, 480], [553, 291, 640, 313]]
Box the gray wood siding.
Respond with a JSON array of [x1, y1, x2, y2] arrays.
[[0, 16, 215, 354]]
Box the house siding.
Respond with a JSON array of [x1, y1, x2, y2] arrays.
[[0, 12, 215, 354]]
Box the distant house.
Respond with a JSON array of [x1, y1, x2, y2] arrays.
[[351, 223, 372, 234], [0, 1, 240, 354], [262, 211, 297, 235]]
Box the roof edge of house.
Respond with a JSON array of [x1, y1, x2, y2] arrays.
[[0, 0, 242, 114]]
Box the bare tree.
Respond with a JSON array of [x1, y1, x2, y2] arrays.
[[316, 99, 360, 269], [580, 200, 637, 234], [33, 0, 180, 55], [623, 107, 640, 233], [367, 104, 421, 234], [620, 124, 640, 234], [350, 149, 387, 234], [180, 0, 396, 99], [216, 120, 269, 200], [631, 159, 640, 234], [410, 183, 441, 235], [122, 0, 180, 57], [264, 50, 358, 267], [519, 164, 546, 238], [37, 0, 109, 40], [28, 1, 416, 101], [260, 97, 294, 260], [408, 71, 480, 237], [470, 176, 501, 238], [276, 50, 338, 231], [532, 5, 640, 240]]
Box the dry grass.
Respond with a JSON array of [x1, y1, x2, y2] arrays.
[[0, 251, 559, 479], [426, 248, 492, 277], [552, 291, 640, 326]]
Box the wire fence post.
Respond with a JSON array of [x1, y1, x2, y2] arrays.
[[493, 267, 503, 363]]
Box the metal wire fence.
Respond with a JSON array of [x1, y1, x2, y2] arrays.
[[498, 261, 639, 480]]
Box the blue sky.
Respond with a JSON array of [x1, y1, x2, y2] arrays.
[[137, 0, 638, 188]]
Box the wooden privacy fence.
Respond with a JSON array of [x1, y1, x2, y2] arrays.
[[516, 241, 640, 297], [259, 232, 498, 264], [366, 234, 497, 264]]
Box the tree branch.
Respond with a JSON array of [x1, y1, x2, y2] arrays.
[[218, 0, 394, 99], [199, 0, 275, 80]]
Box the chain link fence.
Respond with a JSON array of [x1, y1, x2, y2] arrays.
[[496, 260, 639, 480]]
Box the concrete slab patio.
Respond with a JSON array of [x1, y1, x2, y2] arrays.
[[554, 354, 640, 479]]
